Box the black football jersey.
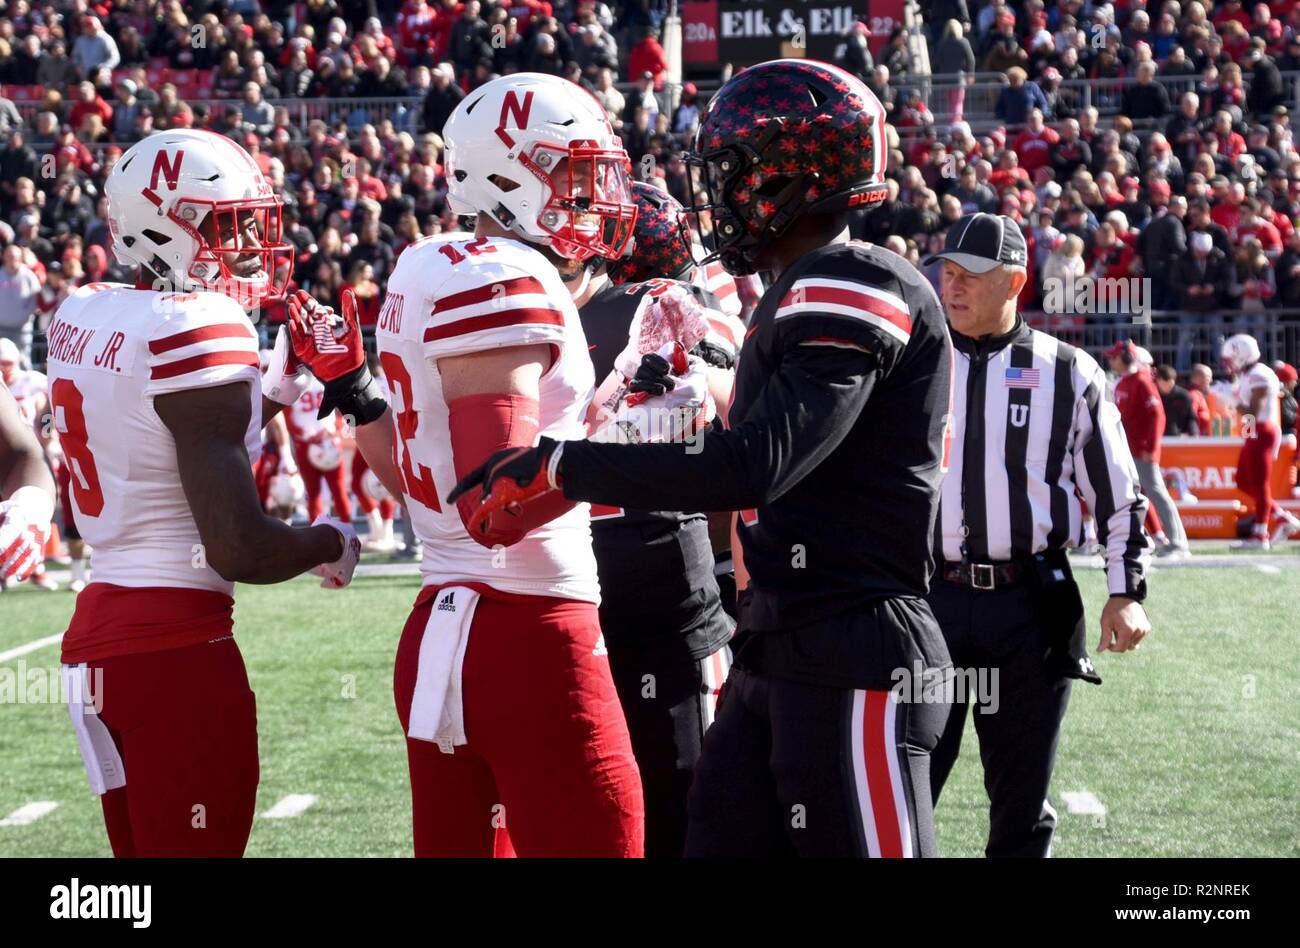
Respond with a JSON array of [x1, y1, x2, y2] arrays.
[[579, 277, 732, 659], [562, 243, 953, 687]]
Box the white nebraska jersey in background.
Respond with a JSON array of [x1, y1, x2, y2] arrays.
[[377, 234, 600, 602], [44, 283, 262, 593], [6, 367, 48, 431], [286, 377, 335, 444], [1235, 362, 1281, 426]]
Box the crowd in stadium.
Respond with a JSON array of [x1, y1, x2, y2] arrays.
[[2, 0, 1300, 556]]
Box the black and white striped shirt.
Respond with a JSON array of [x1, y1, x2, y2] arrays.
[[936, 317, 1151, 599]]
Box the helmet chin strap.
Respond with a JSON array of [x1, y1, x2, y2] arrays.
[[566, 263, 593, 301]]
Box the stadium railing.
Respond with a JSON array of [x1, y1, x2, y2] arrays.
[[915, 70, 1300, 125], [1020, 309, 1300, 370]]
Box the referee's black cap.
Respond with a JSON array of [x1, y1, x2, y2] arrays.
[[924, 213, 1028, 273]]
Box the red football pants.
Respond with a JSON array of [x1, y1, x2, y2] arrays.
[[351, 451, 395, 519], [394, 588, 644, 857], [91, 638, 259, 857], [293, 442, 353, 523], [1237, 420, 1282, 533]]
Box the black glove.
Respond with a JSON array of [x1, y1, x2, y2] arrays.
[[627, 351, 677, 398], [692, 338, 737, 370]]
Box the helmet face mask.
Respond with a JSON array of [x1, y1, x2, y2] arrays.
[[526, 142, 637, 261], [180, 196, 292, 307], [687, 59, 891, 276]]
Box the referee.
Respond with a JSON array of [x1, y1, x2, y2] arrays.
[[923, 214, 1154, 857]]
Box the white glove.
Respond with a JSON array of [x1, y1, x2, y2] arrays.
[[310, 515, 361, 589], [591, 345, 716, 444], [0, 485, 55, 582], [262, 324, 313, 406]]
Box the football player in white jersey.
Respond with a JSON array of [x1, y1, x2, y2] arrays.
[[1222, 333, 1300, 548], [0, 382, 56, 584], [289, 73, 647, 857], [46, 128, 360, 857], [0, 337, 60, 589], [284, 376, 353, 524]]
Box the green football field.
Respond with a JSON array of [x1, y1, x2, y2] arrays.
[[1, 563, 1297, 858]]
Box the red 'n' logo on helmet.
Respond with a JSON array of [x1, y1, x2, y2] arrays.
[[141, 149, 185, 209], [149, 149, 184, 191], [495, 91, 535, 149]]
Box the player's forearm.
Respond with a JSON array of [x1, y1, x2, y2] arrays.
[[562, 352, 875, 512], [355, 408, 405, 502], [0, 397, 54, 501], [187, 445, 344, 583], [213, 517, 344, 585], [1, 441, 54, 503], [261, 396, 287, 427]]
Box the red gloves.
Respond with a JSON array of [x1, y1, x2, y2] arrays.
[[287, 287, 365, 385]]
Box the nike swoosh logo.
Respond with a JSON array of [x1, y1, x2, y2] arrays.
[[745, 325, 759, 340], [589, 344, 598, 351]]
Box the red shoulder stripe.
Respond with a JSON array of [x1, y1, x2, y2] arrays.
[[150, 350, 259, 380], [149, 322, 255, 355]]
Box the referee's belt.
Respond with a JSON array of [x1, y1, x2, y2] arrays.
[[941, 558, 1032, 591]]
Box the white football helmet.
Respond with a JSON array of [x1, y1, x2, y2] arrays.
[[105, 128, 293, 306], [307, 437, 342, 472], [269, 472, 305, 508], [442, 73, 637, 262], [1221, 334, 1261, 374], [361, 468, 390, 502]]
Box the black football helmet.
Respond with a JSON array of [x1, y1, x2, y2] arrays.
[[607, 181, 696, 285], [689, 59, 891, 275]]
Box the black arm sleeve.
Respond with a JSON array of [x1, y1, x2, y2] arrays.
[[561, 342, 883, 512]]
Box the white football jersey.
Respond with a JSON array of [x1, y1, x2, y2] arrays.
[[5, 367, 48, 433], [44, 283, 262, 593], [377, 234, 600, 602], [286, 377, 334, 444], [1236, 362, 1281, 425]]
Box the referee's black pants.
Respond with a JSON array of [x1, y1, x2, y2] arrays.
[[927, 576, 1072, 858]]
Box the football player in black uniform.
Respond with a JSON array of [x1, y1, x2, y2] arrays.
[[574, 182, 738, 858], [451, 60, 955, 857]]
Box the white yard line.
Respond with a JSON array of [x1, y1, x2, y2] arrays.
[[0, 633, 64, 665], [1061, 790, 1107, 818], [0, 801, 60, 827], [261, 794, 318, 819]]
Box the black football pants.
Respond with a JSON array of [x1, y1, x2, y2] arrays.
[[927, 577, 1072, 858], [683, 666, 950, 857], [607, 642, 732, 858]]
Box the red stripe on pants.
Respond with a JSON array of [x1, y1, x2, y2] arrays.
[[863, 691, 904, 858]]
